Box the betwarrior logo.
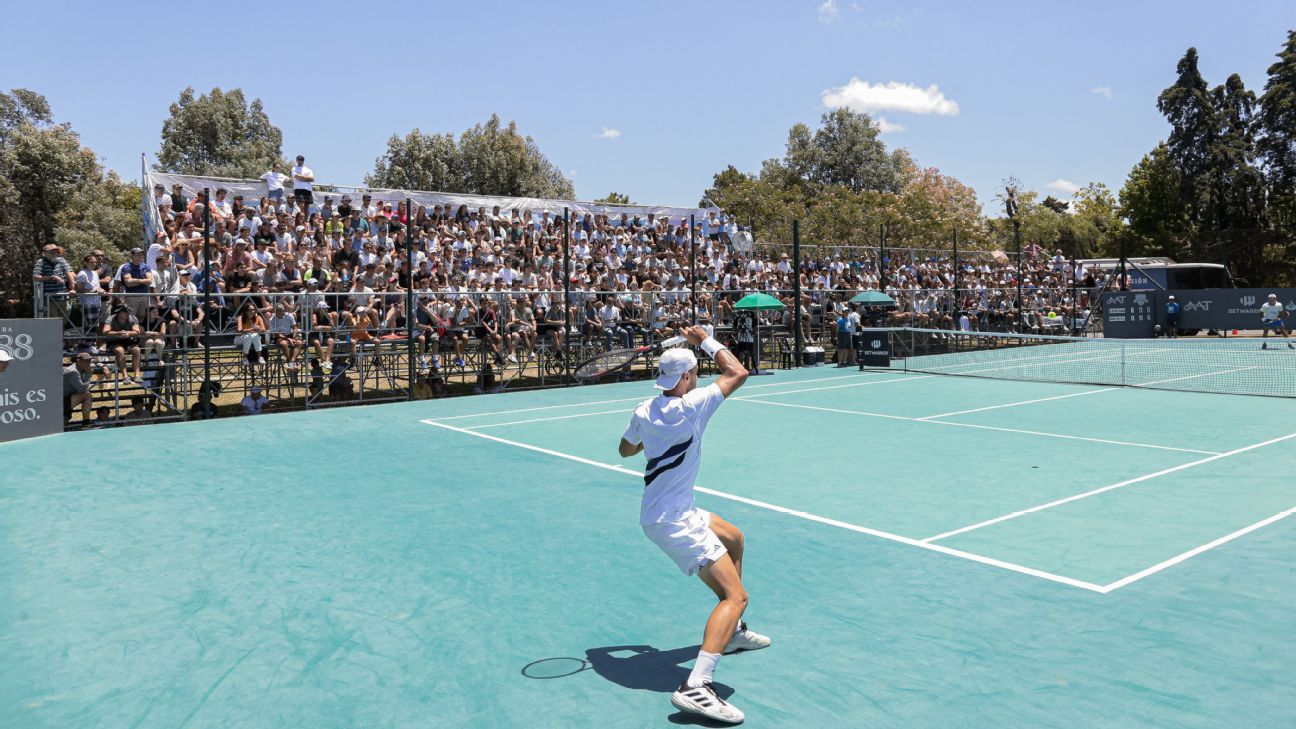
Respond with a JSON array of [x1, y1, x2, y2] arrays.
[[1240, 295, 1256, 307], [871, 340, 882, 349], [0, 333, 35, 361]]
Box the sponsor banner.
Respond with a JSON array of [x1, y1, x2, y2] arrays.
[[1103, 289, 1296, 337], [0, 318, 63, 442], [858, 329, 891, 367]]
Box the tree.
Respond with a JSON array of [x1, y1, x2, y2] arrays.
[[367, 114, 573, 198], [1119, 144, 1192, 258], [156, 87, 283, 178], [1257, 30, 1296, 284], [0, 88, 141, 312], [593, 191, 633, 205], [765, 109, 910, 195], [366, 129, 461, 191]]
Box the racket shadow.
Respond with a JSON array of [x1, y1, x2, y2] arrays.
[[583, 644, 734, 700]]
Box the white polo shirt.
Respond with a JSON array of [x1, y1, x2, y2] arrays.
[[623, 383, 725, 525]]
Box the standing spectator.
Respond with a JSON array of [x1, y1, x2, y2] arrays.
[[262, 161, 288, 202], [733, 311, 756, 370], [1164, 295, 1180, 338], [101, 305, 142, 379], [115, 247, 154, 320], [291, 155, 314, 208], [75, 253, 106, 339], [240, 386, 269, 415], [32, 244, 75, 318], [63, 351, 108, 423]]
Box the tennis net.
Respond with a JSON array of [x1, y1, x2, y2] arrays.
[[885, 328, 1296, 398]]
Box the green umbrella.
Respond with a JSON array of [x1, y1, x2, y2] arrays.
[[733, 292, 786, 311], [850, 290, 896, 307]]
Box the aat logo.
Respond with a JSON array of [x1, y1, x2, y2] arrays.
[[1182, 300, 1211, 312]]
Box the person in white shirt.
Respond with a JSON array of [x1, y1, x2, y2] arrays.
[[240, 386, 269, 415], [1259, 293, 1293, 349], [262, 161, 288, 201], [267, 303, 303, 367], [291, 155, 314, 208], [75, 253, 106, 336], [618, 327, 767, 725]]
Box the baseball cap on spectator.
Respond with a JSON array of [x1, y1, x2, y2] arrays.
[[316, 301, 330, 309], [653, 348, 697, 390], [130, 247, 144, 255]]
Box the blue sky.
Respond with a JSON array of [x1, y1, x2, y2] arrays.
[[1, 1, 1290, 214]]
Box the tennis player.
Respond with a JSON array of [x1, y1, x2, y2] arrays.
[[619, 325, 770, 724], [1259, 293, 1293, 349]]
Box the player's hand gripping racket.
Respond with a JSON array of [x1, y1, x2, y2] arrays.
[[573, 335, 687, 382]]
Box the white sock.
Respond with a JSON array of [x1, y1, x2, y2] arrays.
[[687, 650, 721, 688]]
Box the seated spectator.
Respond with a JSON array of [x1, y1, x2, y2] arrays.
[[240, 386, 269, 415], [234, 305, 267, 365], [268, 302, 302, 368], [101, 305, 142, 379], [63, 351, 108, 422]]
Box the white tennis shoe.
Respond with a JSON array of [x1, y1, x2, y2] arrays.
[[724, 621, 771, 654], [670, 681, 745, 724]]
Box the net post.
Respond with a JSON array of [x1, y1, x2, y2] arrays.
[[690, 213, 697, 326], [202, 187, 212, 419], [563, 207, 571, 387], [793, 219, 802, 367], [406, 196, 415, 399]]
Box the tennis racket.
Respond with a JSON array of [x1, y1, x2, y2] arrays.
[[573, 335, 687, 382]]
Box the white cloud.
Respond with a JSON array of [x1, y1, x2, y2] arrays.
[[875, 117, 905, 133], [595, 127, 621, 140], [821, 79, 960, 116], [1091, 86, 1113, 100], [818, 0, 839, 24], [1046, 178, 1080, 195]]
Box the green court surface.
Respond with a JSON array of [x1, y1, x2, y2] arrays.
[[2, 366, 1293, 727]]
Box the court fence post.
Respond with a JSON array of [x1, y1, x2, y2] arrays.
[[406, 196, 415, 399], [792, 220, 802, 367], [563, 207, 571, 387], [690, 213, 697, 326], [952, 227, 959, 331], [202, 187, 212, 420]]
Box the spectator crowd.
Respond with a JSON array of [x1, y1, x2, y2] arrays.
[[35, 154, 1107, 424]]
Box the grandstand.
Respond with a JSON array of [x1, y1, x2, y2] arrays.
[[34, 170, 1112, 427]]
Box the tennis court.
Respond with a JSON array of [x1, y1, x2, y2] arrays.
[[2, 345, 1294, 727]]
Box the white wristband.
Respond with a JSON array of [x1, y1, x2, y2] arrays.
[[700, 336, 726, 358]]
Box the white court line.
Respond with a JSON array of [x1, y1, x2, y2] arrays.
[[1135, 366, 1259, 387], [1100, 507, 1296, 592], [916, 387, 1118, 420], [731, 374, 934, 400], [424, 372, 873, 422], [922, 431, 1296, 543], [467, 407, 633, 430], [419, 418, 1107, 593], [735, 397, 1219, 455]]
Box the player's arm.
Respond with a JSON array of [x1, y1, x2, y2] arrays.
[[683, 324, 747, 398], [619, 438, 643, 458]]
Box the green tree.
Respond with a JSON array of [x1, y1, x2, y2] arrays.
[[0, 88, 141, 312], [1118, 144, 1191, 258], [156, 87, 283, 178], [457, 114, 573, 198], [367, 114, 573, 198], [1257, 30, 1296, 284], [366, 129, 461, 191], [763, 109, 910, 195], [593, 191, 633, 205]]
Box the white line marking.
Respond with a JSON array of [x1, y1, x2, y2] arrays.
[[466, 407, 633, 430], [922, 431, 1296, 543], [916, 387, 1118, 420], [419, 418, 1107, 593], [426, 371, 901, 423], [1134, 366, 1259, 387], [734, 398, 1219, 455], [1099, 507, 1296, 592], [732, 374, 934, 400]]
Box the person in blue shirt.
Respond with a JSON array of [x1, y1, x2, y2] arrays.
[[1165, 295, 1180, 338]]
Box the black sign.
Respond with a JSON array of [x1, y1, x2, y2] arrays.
[[857, 329, 891, 368], [0, 318, 63, 442], [1100, 292, 1158, 338]]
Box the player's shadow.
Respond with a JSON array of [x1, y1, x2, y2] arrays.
[[584, 645, 736, 727]]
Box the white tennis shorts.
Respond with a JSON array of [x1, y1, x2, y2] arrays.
[[642, 508, 727, 576]]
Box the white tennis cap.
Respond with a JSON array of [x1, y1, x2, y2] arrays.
[[653, 348, 697, 390]]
